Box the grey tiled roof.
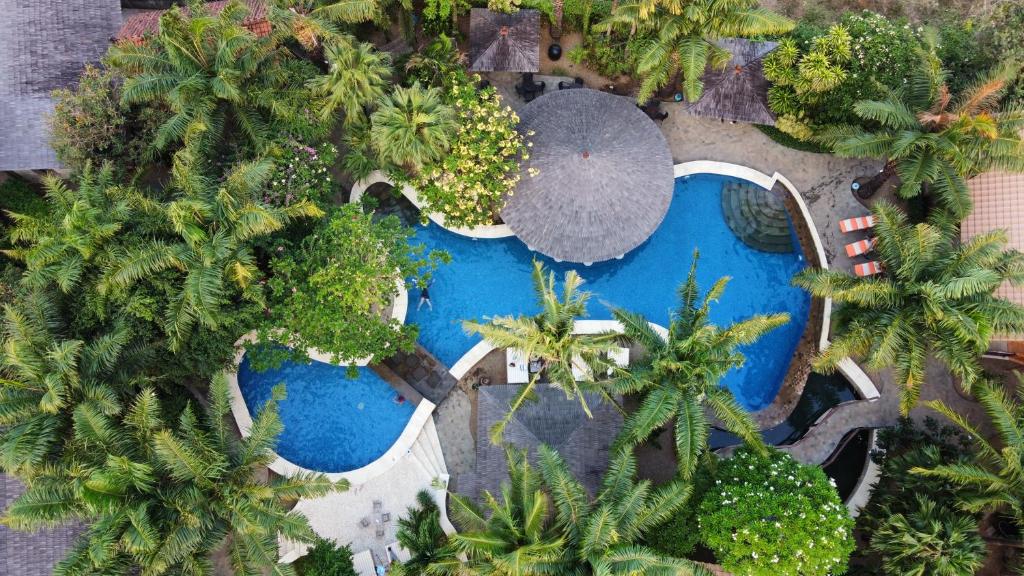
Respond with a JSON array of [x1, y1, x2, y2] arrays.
[[468, 8, 540, 73], [683, 38, 779, 126], [0, 0, 122, 171], [502, 89, 674, 263], [2, 473, 87, 576], [461, 384, 622, 500]]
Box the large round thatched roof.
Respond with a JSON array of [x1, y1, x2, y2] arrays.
[[502, 89, 674, 264]]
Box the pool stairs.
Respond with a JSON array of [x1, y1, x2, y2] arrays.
[[720, 181, 795, 253], [408, 416, 450, 485]]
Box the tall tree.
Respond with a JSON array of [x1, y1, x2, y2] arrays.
[[610, 251, 785, 478], [870, 495, 986, 576], [99, 154, 322, 349], [598, 0, 794, 102], [434, 446, 566, 576], [107, 0, 298, 155], [369, 82, 455, 174], [309, 40, 392, 124], [389, 490, 452, 576], [823, 50, 1024, 218], [794, 202, 1024, 414], [914, 376, 1024, 527], [3, 375, 344, 575], [463, 261, 619, 444]]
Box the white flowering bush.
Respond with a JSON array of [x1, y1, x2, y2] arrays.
[[408, 72, 530, 229], [697, 448, 855, 576], [263, 140, 337, 208]]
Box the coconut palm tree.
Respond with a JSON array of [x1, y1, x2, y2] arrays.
[[610, 250, 786, 478], [463, 261, 619, 444], [389, 490, 453, 576], [369, 82, 455, 174], [433, 446, 566, 576], [598, 0, 794, 102], [913, 376, 1024, 527], [823, 50, 1024, 218], [535, 445, 706, 575], [309, 40, 392, 124], [99, 154, 322, 349], [870, 495, 985, 576], [3, 375, 344, 575], [794, 202, 1024, 414], [107, 0, 293, 155]]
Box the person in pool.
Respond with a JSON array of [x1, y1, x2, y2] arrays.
[[417, 279, 433, 311]]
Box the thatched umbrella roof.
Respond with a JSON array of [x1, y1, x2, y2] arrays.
[[502, 89, 674, 264], [468, 8, 540, 73], [684, 38, 779, 126]]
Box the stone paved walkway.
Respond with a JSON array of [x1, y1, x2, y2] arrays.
[[381, 345, 458, 405], [2, 474, 85, 576]]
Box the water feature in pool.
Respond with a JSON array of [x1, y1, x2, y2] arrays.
[[406, 173, 810, 410], [237, 354, 415, 473]]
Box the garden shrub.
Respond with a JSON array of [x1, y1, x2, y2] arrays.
[[697, 447, 855, 576], [0, 177, 47, 220], [937, 22, 994, 95], [264, 140, 339, 209], [407, 71, 529, 228], [645, 467, 714, 557], [569, 33, 647, 80], [256, 204, 448, 368], [295, 538, 358, 576], [979, 1, 1024, 104]]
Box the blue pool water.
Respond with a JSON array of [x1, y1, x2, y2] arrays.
[[237, 354, 414, 472], [407, 174, 810, 410]]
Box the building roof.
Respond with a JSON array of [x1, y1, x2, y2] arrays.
[[2, 474, 87, 575], [961, 171, 1024, 310], [501, 88, 674, 263], [0, 0, 122, 172], [684, 38, 778, 126], [114, 0, 271, 44], [462, 384, 622, 500], [468, 8, 540, 73]]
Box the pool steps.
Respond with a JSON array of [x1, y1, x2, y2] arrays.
[[720, 180, 795, 253]]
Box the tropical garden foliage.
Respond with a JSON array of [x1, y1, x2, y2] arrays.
[[389, 490, 452, 576], [869, 495, 986, 576], [794, 202, 1024, 413]]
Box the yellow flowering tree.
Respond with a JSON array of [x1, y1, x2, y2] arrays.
[[409, 72, 530, 229]]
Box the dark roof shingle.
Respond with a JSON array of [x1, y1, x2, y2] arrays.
[[469, 8, 540, 73], [114, 0, 270, 44], [684, 38, 779, 126]]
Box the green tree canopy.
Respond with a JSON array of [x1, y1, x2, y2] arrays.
[[870, 495, 986, 576]]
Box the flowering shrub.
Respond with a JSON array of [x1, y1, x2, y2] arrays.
[[697, 448, 855, 576], [264, 140, 338, 209], [408, 73, 529, 229], [255, 204, 448, 368]]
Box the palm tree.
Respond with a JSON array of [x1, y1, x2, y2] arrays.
[[913, 376, 1024, 527], [824, 51, 1024, 218], [794, 202, 1024, 414], [535, 445, 706, 575], [598, 0, 794, 102], [369, 82, 455, 174], [99, 154, 322, 349], [309, 40, 392, 124], [463, 261, 619, 444], [107, 0, 292, 154], [389, 490, 452, 576], [2, 163, 146, 294], [870, 495, 985, 576], [433, 446, 566, 576], [4, 375, 345, 575], [610, 251, 786, 478]]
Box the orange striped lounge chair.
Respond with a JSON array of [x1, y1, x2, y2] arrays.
[[839, 215, 876, 233], [854, 261, 883, 277], [845, 237, 877, 258]]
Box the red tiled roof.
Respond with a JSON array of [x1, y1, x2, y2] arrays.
[[114, 0, 270, 44]]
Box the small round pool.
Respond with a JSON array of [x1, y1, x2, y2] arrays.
[[237, 354, 415, 473]]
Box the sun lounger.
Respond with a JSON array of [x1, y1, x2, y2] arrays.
[[854, 261, 883, 277], [386, 542, 412, 563], [506, 348, 529, 384], [571, 354, 592, 381], [352, 550, 376, 576], [844, 237, 877, 258], [839, 215, 876, 233], [607, 347, 629, 375]]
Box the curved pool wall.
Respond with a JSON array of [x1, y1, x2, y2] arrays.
[[225, 334, 436, 483], [404, 172, 810, 410]]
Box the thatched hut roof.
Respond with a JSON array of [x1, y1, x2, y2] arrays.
[[684, 38, 779, 126], [502, 88, 674, 264], [468, 8, 540, 73]]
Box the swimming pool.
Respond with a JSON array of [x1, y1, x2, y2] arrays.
[[406, 173, 810, 410], [237, 354, 414, 472]]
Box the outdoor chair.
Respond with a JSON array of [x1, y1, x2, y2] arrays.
[[838, 215, 876, 233], [373, 500, 383, 513], [515, 73, 545, 102], [360, 517, 371, 528], [375, 525, 386, 538], [854, 260, 883, 277], [638, 100, 669, 121], [558, 77, 584, 90], [381, 512, 391, 522]]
